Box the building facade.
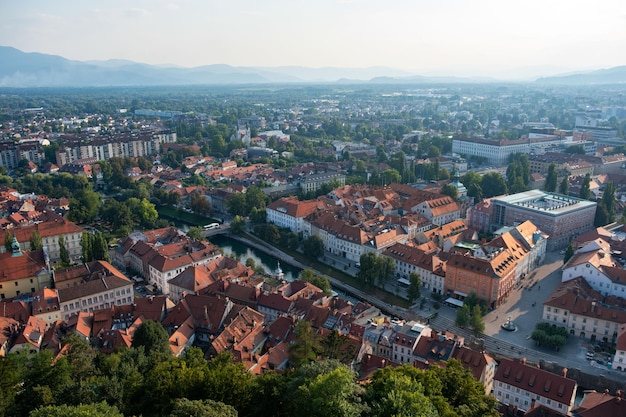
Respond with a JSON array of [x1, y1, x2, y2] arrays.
[[491, 190, 596, 251]]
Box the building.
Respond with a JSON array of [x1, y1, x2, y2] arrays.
[[146, 241, 222, 296], [572, 390, 626, 416], [54, 260, 134, 320], [613, 325, 626, 371], [299, 172, 346, 194], [0, 242, 51, 300], [491, 190, 596, 250], [55, 130, 176, 167], [391, 320, 431, 364], [452, 136, 570, 166], [494, 358, 577, 414], [561, 239, 626, 298], [3, 217, 84, 262], [445, 249, 517, 308], [383, 243, 446, 295], [543, 278, 626, 343], [452, 346, 497, 395], [266, 197, 324, 235]]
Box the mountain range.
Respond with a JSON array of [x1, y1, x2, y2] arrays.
[[1, 46, 625, 87]]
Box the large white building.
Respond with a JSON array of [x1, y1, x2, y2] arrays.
[[266, 197, 324, 235], [452, 136, 570, 166]]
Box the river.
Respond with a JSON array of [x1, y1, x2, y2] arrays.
[[209, 234, 302, 282]]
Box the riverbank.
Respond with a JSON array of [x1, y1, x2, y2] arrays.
[[227, 232, 416, 319]]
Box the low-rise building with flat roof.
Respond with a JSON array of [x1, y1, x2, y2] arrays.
[[491, 190, 596, 250]]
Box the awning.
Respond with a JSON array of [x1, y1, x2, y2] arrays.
[[445, 297, 464, 307], [454, 291, 468, 297]]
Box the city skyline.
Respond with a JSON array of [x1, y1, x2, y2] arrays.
[[2, 0, 626, 80]]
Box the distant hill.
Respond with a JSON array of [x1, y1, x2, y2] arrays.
[[2, 45, 625, 87], [535, 66, 626, 85], [0, 46, 497, 87]]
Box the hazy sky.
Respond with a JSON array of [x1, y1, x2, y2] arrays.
[[2, 0, 625, 78]]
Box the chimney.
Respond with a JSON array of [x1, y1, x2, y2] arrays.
[[561, 368, 568, 377], [530, 398, 536, 409], [591, 301, 596, 312], [204, 305, 208, 320], [175, 337, 179, 346], [521, 357, 527, 364]]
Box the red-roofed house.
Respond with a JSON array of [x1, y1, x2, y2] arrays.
[[11, 315, 46, 354], [494, 358, 576, 414], [573, 390, 626, 417], [54, 261, 134, 321]]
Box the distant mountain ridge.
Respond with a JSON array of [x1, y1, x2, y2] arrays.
[[1, 46, 625, 87], [535, 66, 626, 85]]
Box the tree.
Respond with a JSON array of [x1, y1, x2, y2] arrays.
[[406, 272, 421, 303], [531, 322, 568, 350], [594, 202, 610, 227], [92, 232, 110, 262], [545, 163, 558, 192], [169, 398, 237, 417], [58, 236, 70, 266], [80, 232, 92, 263], [29, 402, 124, 417], [602, 181, 616, 222], [226, 193, 247, 217], [579, 173, 591, 200], [469, 304, 485, 335], [131, 320, 171, 362], [29, 230, 43, 251], [126, 198, 158, 228], [440, 184, 459, 201], [456, 304, 471, 327], [4, 230, 12, 252], [289, 320, 321, 366], [230, 215, 245, 234], [203, 352, 253, 410], [480, 172, 507, 198], [245, 186, 268, 214], [300, 269, 331, 294], [187, 226, 204, 241], [559, 176, 569, 195], [564, 243, 575, 263], [288, 365, 366, 417], [210, 134, 228, 156], [68, 188, 101, 224], [189, 192, 212, 216], [303, 235, 324, 260]]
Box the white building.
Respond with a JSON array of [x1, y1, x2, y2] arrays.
[[266, 197, 323, 235], [561, 239, 626, 298]]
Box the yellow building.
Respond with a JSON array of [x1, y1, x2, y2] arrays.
[[0, 239, 51, 300]]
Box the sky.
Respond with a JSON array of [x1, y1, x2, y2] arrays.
[[2, 0, 626, 79]]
